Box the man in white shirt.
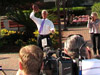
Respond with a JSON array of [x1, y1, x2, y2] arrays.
[[30, 4, 55, 50]]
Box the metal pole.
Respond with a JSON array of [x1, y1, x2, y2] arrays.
[[0, 17, 1, 38], [63, 0, 68, 31], [56, 0, 62, 49]]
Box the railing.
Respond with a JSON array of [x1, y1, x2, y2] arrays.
[[1, 20, 24, 28]]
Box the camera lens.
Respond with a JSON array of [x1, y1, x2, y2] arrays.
[[89, 16, 92, 19]]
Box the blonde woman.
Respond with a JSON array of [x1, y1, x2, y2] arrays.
[[87, 12, 100, 55]]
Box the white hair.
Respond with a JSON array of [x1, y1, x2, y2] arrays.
[[64, 35, 87, 58], [41, 10, 48, 14], [64, 35, 84, 49]]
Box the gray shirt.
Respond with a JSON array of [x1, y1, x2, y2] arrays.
[[87, 19, 100, 34]]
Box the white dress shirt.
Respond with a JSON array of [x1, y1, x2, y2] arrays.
[[82, 59, 100, 75], [30, 11, 55, 35], [87, 19, 100, 34]]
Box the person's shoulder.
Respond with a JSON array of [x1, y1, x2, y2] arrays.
[[97, 19, 100, 22], [95, 19, 100, 24], [46, 19, 53, 23], [46, 18, 51, 21], [46, 18, 53, 24]]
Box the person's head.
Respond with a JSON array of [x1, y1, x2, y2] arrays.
[[19, 45, 43, 75], [91, 12, 98, 21], [41, 10, 48, 19], [64, 34, 87, 59]]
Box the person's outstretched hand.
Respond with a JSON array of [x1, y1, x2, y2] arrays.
[[32, 4, 39, 12]]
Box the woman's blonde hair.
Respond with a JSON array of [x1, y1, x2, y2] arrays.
[[91, 12, 98, 18]]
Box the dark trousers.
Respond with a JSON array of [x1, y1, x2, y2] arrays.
[[37, 34, 52, 50], [90, 33, 100, 54]]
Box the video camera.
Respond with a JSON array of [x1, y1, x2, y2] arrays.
[[42, 47, 75, 75]]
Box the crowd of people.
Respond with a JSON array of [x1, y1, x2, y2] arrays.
[[15, 4, 100, 75], [16, 34, 100, 75]]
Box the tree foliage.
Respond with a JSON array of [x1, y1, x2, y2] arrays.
[[71, 0, 86, 7], [7, 9, 37, 38], [0, 0, 43, 15], [92, 2, 100, 18]]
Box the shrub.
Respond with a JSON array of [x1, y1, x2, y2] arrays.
[[71, 7, 87, 16], [71, 7, 86, 10], [26, 38, 37, 45], [1, 29, 17, 37], [7, 9, 37, 38], [0, 31, 37, 52], [47, 6, 87, 18], [0, 39, 8, 49], [15, 39, 26, 47], [1, 29, 8, 37]]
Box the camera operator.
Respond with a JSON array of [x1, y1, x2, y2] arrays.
[[42, 47, 58, 75], [16, 45, 43, 75], [64, 34, 91, 75], [87, 12, 100, 55]]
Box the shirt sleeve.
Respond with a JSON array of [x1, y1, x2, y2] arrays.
[[87, 21, 92, 28], [96, 20, 100, 26], [49, 21, 55, 31], [30, 11, 41, 26]]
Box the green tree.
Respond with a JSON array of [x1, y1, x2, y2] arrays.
[[92, 2, 100, 18]]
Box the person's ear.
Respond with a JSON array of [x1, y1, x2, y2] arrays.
[[19, 62, 23, 70], [64, 48, 68, 54]]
